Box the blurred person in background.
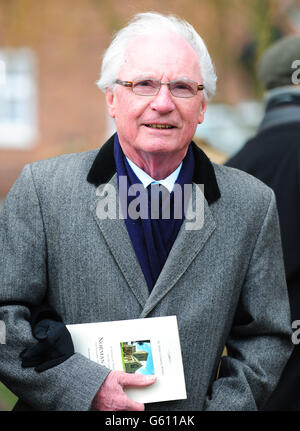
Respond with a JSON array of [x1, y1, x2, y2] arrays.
[[227, 36, 300, 410]]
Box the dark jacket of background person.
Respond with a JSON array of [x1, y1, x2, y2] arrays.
[[226, 35, 300, 410]]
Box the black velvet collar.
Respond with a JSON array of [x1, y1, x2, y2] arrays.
[[87, 134, 221, 205]]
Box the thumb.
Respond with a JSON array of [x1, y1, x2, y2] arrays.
[[119, 372, 156, 388], [33, 323, 49, 340]]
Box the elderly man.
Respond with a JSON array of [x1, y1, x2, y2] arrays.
[[0, 12, 293, 411]]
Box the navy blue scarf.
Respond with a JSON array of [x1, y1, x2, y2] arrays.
[[114, 134, 194, 292]]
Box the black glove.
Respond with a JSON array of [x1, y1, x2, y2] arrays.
[[20, 305, 74, 372]]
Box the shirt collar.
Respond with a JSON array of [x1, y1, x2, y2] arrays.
[[87, 133, 221, 205], [125, 157, 182, 193]]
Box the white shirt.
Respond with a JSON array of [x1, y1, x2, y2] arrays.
[[126, 157, 182, 193]]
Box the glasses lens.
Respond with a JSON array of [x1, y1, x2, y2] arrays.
[[170, 80, 197, 98], [133, 79, 160, 95]]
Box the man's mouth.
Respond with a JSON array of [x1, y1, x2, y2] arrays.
[[144, 124, 175, 129]]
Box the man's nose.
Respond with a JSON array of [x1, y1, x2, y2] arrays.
[[150, 84, 176, 113]]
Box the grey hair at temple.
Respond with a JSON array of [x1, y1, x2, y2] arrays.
[[96, 12, 217, 101]]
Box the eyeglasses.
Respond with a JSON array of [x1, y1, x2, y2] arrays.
[[115, 78, 204, 98]]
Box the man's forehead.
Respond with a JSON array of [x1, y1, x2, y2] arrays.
[[120, 32, 201, 79]]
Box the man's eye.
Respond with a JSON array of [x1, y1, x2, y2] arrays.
[[174, 82, 192, 90], [135, 80, 155, 87]]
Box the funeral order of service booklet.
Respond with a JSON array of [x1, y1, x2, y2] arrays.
[[67, 315, 187, 404]]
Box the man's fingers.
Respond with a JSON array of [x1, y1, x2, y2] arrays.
[[119, 372, 156, 388], [119, 373, 155, 411], [124, 399, 145, 411], [91, 371, 156, 411]]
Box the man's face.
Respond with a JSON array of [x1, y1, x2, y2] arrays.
[[105, 33, 206, 166]]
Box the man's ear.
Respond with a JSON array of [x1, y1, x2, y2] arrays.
[[198, 99, 207, 125], [105, 89, 116, 118]]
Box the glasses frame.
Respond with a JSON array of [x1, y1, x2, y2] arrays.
[[115, 78, 204, 98]]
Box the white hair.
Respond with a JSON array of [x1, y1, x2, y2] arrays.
[[96, 12, 217, 101]]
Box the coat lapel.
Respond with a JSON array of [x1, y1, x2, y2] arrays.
[[90, 174, 150, 307]]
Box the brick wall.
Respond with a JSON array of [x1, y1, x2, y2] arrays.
[[0, 0, 112, 198]]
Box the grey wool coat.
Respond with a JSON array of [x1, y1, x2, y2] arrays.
[[0, 135, 293, 411]]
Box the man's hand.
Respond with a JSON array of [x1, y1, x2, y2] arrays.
[[91, 370, 156, 411]]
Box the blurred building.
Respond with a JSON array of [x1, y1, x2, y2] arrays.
[[0, 0, 111, 202], [1, 0, 299, 203], [1, 0, 291, 202]]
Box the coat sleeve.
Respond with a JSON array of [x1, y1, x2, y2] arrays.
[[0, 164, 111, 411], [203, 190, 293, 410]]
